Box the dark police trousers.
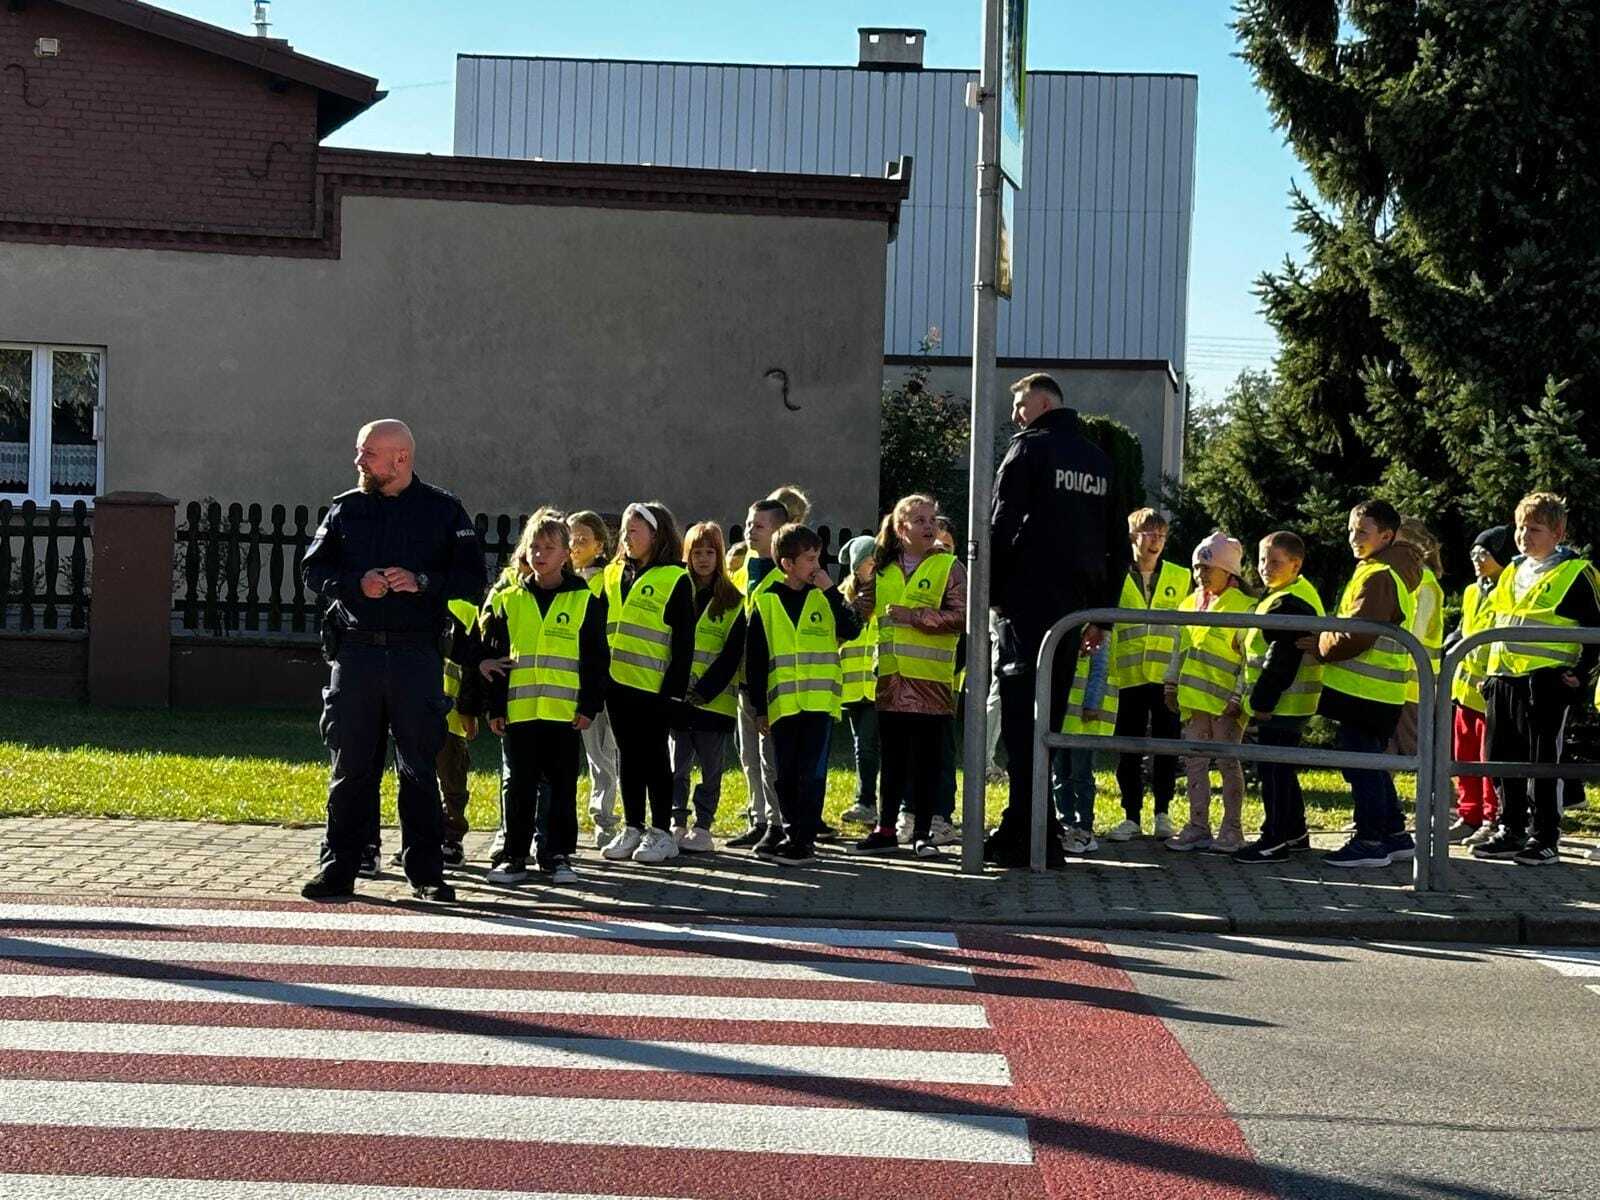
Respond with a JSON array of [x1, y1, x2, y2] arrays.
[[319, 643, 449, 886]]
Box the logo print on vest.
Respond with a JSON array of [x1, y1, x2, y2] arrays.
[[640, 585, 655, 597], [917, 578, 931, 590], [808, 611, 822, 624], [555, 612, 571, 625]]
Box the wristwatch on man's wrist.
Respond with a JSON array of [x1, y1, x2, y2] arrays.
[[416, 572, 430, 592]]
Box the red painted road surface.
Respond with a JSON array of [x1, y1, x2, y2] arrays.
[[0, 899, 1274, 1198]]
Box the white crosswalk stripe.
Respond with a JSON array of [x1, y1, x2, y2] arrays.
[[0, 935, 974, 987], [0, 1019, 1013, 1084]]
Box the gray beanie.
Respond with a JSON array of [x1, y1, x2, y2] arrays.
[[842, 535, 876, 573]]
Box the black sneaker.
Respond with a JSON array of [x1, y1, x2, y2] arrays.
[[1281, 832, 1311, 853], [815, 821, 839, 843], [726, 823, 767, 849], [441, 842, 466, 867], [751, 826, 787, 856], [770, 841, 816, 866], [1513, 842, 1559, 867], [1471, 831, 1525, 861], [982, 830, 1064, 869], [388, 850, 406, 869], [301, 869, 355, 901], [1233, 839, 1291, 864], [852, 829, 901, 855], [359, 845, 381, 878], [412, 882, 456, 902]]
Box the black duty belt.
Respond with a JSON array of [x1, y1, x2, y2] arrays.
[[339, 629, 438, 648]]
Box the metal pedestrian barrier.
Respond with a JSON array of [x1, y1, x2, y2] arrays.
[[1429, 627, 1600, 882], [1031, 607, 1439, 888]]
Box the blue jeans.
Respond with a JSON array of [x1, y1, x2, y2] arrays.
[[1336, 722, 1403, 841], [1051, 748, 1096, 830], [1256, 716, 1308, 845]]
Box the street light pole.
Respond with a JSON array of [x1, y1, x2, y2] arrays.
[[960, 0, 1003, 874]]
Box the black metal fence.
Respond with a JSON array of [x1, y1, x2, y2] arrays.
[[0, 500, 92, 632], [172, 500, 872, 639]]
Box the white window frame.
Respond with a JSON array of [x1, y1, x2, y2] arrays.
[[0, 341, 107, 506]]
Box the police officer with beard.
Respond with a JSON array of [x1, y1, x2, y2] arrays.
[[300, 419, 485, 901], [983, 373, 1124, 868]]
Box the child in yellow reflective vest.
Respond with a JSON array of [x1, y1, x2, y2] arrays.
[[1444, 525, 1513, 845], [1163, 532, 1253, 854], [745, 522, 864, 865], [1052, 628, 1117, 854], [480, 508, 609, 885], [668, 522, 747, 853], [567, 510, 621, 848], [837, 535, 882, 828]]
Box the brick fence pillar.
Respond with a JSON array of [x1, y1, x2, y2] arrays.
[[88, 492, 178, 707]]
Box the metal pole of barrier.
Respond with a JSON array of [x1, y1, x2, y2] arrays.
[[1031, 607, 1437, 886], [1029, 617, 1076, 873], [1434, 626, 1600, 883]]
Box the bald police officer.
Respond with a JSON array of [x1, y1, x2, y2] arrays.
[[983, 373, 1124, 868], [300, 420, 486, 901]]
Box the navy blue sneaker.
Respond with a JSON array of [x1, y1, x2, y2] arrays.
[[1382, 833, 1415, 863], [1323, 838, 1392, 869]]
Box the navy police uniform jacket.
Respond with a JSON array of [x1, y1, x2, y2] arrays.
[[302, 477, 486, 634], [989, 406, 1123, 675]]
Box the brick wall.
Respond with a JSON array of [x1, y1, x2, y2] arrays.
[[0, 1, 318, 235]]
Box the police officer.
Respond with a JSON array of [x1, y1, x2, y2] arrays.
[[300, 419, 486, 901], [983, 373, 1124, 868]]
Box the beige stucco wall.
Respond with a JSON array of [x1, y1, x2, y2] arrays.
[[884, 361, 1182, 501], [0, 196, 889, 526]]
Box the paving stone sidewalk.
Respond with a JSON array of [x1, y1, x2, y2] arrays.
[[3, 816, 1598, 943]]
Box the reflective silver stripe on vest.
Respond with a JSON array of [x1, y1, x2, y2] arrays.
[[533, 654, 581, 672], [611, 648, 667, 671], [507, 683, 582, 703], [883, 641, 956, 664], [692, 650, 717, 666], [615, 622, 673, 647], [443, 661, 463, 680], [512, 654, 540, 669], [842, 670, 874, 683], [1497, 642, 1575, 663], [1186, 648, 1239, 674], [1179, 675, 1235, 704], [1330, 657, 1409, 685], [769, 678, 844, 700]]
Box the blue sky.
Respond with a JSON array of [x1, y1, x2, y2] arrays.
[[164, 1, 1305, 401]]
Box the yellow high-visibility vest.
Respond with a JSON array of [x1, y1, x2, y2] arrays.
[[873, 552, 959, 685], [604, 561, 687, 694], [1403, 567, 1445, 705], [443, 596, 480, 738], [1112, 561, 1194, 688], [839, 616, 877, 705], [1242, 576, 1325, 718], [690, 599, 740, 718], [1486, 558, 1595, 677], [491, 584, 591, 725], [1060, 636, 1119, 736], [1451, 582, 1498, 713], [757, 586, 843, 721], [1174, 587, 1255, 718], [1321, 560, 1418, 707]]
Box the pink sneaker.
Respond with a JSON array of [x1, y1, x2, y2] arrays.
[[1165, 824, 1213, 852], [1207, 827, 1247, 854]]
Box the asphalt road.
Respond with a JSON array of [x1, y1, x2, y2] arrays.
[[1111, 933, 1599, 1200]]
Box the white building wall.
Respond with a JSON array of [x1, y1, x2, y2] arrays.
[[454, 57, 1197, 373]]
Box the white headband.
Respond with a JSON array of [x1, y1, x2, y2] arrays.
[[623, 503, 658, 531]]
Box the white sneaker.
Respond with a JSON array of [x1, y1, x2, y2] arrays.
[[1462, 822, 1498, 847], [592, 824, 618, 850], [1153, 813, 1176, 839], [927, 816, 960, 847], [549, 858, 580, 885], [670, 824, 689, 843], [1062, 827, 1098, 855], [600, 826, 643, 860], [1589, 842, 1600, 862], [633, 827, 680, 864], [677, 827, 714, 853], [841, 802, 877, 825], [895, 812, 914, 844], [486, 860, 531, 884], [1106, 819, 1140, 842]]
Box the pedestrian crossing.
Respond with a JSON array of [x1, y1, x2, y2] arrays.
[[0, 899, 1271, 1199]]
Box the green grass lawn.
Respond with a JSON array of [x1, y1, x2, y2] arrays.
[[1, 699, 1594, 837]]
